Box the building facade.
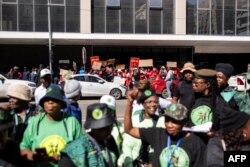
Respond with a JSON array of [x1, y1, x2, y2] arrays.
[[0, 0, 250, 73]]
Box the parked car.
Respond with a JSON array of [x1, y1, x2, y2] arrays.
[[150, 71, 182, 98], [0, 74, 36, 98], [228, 72, 250, 91], [68, 74, 127, 99]]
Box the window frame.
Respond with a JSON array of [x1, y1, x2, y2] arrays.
[[149, 0, 163, 10], [106, 0, 121, 8]]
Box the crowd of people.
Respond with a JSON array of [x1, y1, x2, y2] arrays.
[[0, 62, 250, 167]]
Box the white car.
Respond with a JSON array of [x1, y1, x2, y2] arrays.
[[228, 73, 250, 91], [0, 74, 37, 98], [68, 74, 127, 99]]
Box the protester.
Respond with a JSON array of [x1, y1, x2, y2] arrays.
[[20, 85, 82, 167], [207, 103, 250, 167], [100, 95, 124, 154], [118, 89, 161, 166], [186, 69, 218, 143], [7, 84, 38, 143], [172, 62, 196, 111], [215, 63, 238, 109], [64, 79, 82, 125], [124, 89, 206, 167], [59, 103, 119, 167], [34, 68, 53, 105], [0, 109, 23, 167], [131, 80, 170, 115], [165, 66, 174, 99]]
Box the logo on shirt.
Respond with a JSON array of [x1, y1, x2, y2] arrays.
[[191, 105, 212, 125], [160, 146, 189, 167], [39, 135, 67, 156]]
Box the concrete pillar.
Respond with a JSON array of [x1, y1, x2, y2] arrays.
[[80, 0, 91, 33], [175, 0, 186, 35]]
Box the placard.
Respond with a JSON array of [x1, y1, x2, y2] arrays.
[[139, 59, 153, 67], [166, 61, 177, 67], [60, 69, 74, 81], [92, 61, 102, 70], [116, 64, 125, 70], [130, 57, 140, 68], [113, 76, 125, 85], [107, 58, 116, 66], [90, 56, 100, 65]]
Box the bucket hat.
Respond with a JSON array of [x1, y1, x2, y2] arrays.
[[39, 85, 66, 108], [180, 62, 196, 73], [84, 103, 115, 129], [163, 103, 188, 121], [7, 84, 31, 101]]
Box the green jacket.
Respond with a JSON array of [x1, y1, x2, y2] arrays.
[[61, 134, 105, 167]]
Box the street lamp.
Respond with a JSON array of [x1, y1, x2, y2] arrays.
[[48, 0, 53, 72]]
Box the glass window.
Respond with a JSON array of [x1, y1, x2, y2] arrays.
[[211, 0, 223, 35], [19, 4, 33, 31], [35, 1, 48, 32], [198, 0, 209, 9], [149, 0, 162, 9], [135, 0, 147, 33], [2, 4, 17, 31], [106, 9, 119, 33], [51, 6, 65, 32], [66, 5, 80, 32], [224, 9, 235, 35], [237, 0, 248, 10], [51, 0, 65, 5], [106, 0, 121, 8], [66, 0, 79, 6], [236, 11, 248, 35], [187, 8, 197, 34], [149, 10, 161, 34], [198, 9, 210, 34], [2, 0, 17, 3], [163, 0, 174, 34], [92, 0, 105, 33], [89, 76, 99, 82], [121, 0, 133, 33], [19, 0, 33, 4]]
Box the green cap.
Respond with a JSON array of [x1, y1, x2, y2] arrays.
[[195, 69, 216, 78], [163, 103, 188, 121]]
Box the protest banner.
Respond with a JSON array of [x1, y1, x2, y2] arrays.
[[166, 61, 177, 67], [130, 57, 140, 68], [90, 56, 100, 66], [107, 59, 116, 66], [92, 61, 102, 70], [60, 69, 74, 81], [139, 59, 153, 67], [116, 64, 125, 70]]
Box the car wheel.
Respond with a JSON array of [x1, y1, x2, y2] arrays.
[[161, 88, 167, 99], [110, 88, 122, 100]]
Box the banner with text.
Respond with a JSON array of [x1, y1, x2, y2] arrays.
[[130, 57, 140, 69], [139, 59, 153, 67], [90, 56, 100, 66]]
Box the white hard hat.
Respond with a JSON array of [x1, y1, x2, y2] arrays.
[[64, 80, 81, 98]]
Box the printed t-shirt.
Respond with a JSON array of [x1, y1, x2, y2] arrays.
[[20, 112, 82, 166], [189, 96, 213, 126], [139, 127, 206, 167]]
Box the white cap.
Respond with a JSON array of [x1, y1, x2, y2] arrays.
[[40, 68, 51, 77], [100, 95, 116, 110]]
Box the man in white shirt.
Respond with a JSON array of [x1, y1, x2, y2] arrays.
[[34, 68, 52, 104]]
